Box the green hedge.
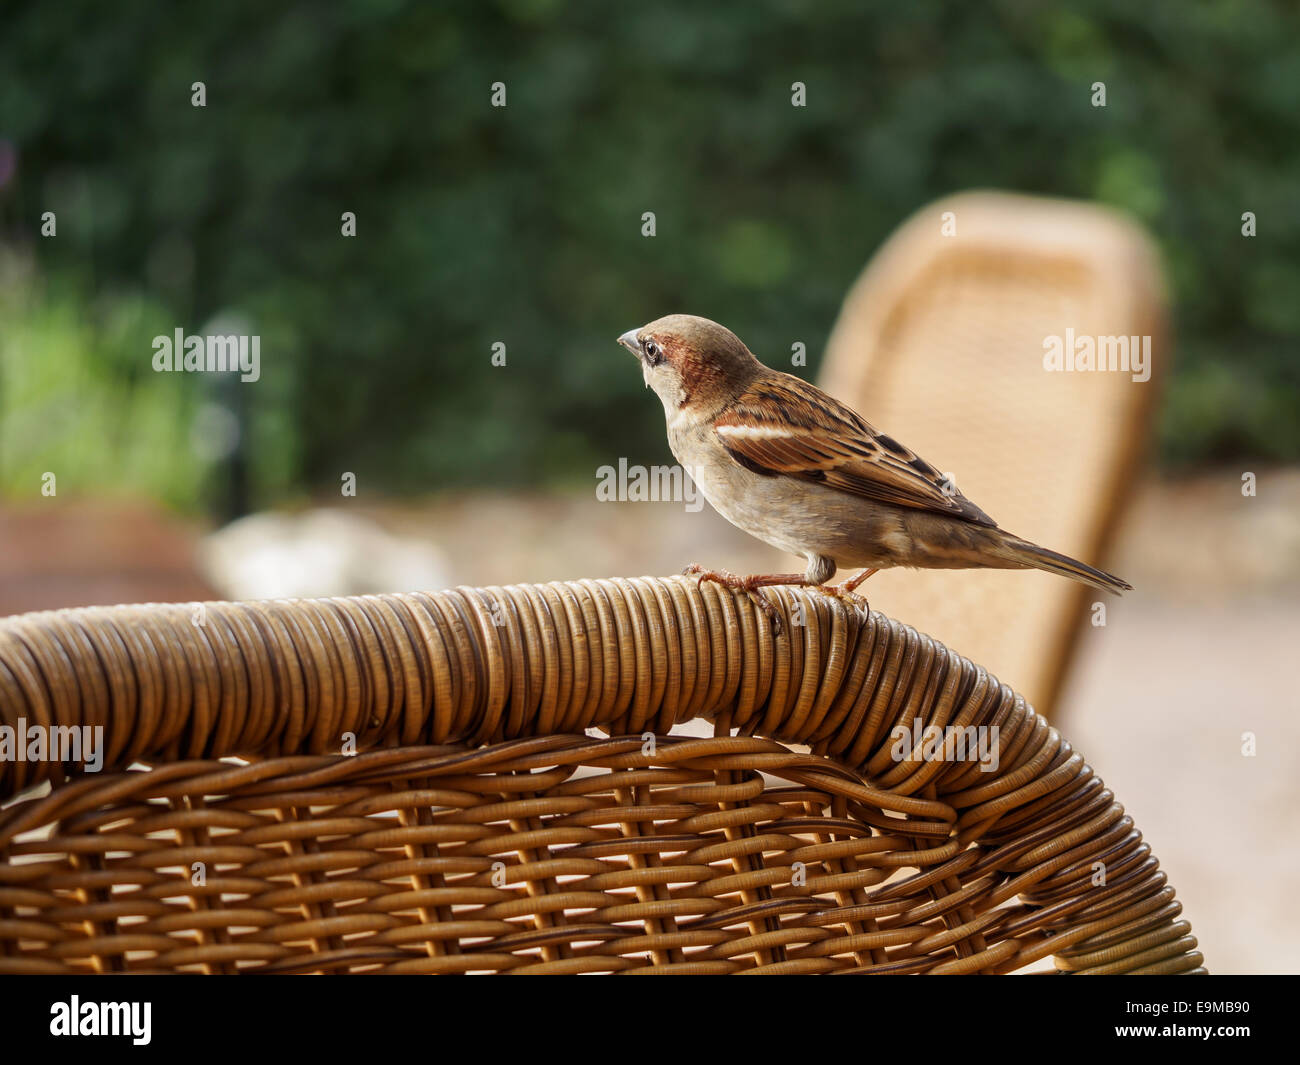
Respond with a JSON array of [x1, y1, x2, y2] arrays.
[[1, 1, 1296, 510]]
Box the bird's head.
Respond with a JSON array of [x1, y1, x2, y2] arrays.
[[616, 314, 761, 419]]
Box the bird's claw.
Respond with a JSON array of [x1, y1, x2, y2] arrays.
[[817, 583, 871, 614], [682, 563, 785, 634]]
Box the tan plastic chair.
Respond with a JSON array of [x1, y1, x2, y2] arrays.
[[819, 191, 1167, 716], [0, 580, 1203, 974]]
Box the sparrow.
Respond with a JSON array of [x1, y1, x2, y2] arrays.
[[616, 313, 1130, 624]]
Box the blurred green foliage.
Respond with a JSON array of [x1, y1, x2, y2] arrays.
[[1, 0, 1297, 512], [0, 264, 207, 504]]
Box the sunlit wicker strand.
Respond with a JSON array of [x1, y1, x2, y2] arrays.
[[3, 578, 908, 789], [0, 577, 1204, 974], [0, 737, 1202, 974]]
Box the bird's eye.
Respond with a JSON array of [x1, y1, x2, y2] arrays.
[[644, 340, 661, 364]]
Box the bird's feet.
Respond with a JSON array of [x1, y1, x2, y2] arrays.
[[815, 566, 879, 614], [815, 584, 871, 612], [683, 563, 790, 631], [682, 564, 879, 630]]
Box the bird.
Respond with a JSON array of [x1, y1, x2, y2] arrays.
[[616, 313, 1131, 625]]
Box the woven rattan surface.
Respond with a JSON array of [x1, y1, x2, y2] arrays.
[[819, 191, 1166, 717], [0, 577, 1203, 973]]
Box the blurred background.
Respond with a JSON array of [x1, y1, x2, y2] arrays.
[[1, 1, 1297, 972]]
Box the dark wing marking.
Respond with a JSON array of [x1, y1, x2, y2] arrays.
[[713, 373, 997, 527]]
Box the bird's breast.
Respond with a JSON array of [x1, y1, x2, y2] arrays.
[[665, 420, 911, 566]]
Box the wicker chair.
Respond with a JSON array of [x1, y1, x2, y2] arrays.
[[819, 191, 1167, 716], [0, 579, 1204, 974]]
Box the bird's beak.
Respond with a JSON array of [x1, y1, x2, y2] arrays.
[[617, 329, 641, 358]]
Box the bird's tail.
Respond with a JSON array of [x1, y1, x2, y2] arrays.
[[998, 536, 1132, 594]]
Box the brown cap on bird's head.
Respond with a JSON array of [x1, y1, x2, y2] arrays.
[[617, 314, 762, 413]]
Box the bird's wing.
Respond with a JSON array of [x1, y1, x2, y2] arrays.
[[714, 373, 997, 527]]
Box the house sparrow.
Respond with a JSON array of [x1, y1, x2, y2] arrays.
[[616, 313, 1130, 624]]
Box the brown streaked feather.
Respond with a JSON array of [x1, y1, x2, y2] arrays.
[[714, 372, 998, 527]]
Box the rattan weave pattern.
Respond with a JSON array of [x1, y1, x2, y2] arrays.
[[0, 576, 1204, 973]]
